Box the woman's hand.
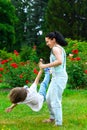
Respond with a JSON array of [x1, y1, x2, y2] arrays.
[[39, 59, 45, 69], [39, 61, 45, 69], [39, 58, 51, 69]]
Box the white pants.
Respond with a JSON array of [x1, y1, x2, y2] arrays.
[[46, 72, 68, 125]]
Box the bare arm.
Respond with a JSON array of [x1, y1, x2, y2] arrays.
[[34, 69, 43, 85], [5, 103, 17, 113], [39, 47, 62, 69]]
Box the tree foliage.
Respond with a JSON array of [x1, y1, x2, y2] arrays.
[[11, 0, 48, 47], [1, 0, 87, 53], [44, 0, 87, 40], [0, 0, 18, 51]]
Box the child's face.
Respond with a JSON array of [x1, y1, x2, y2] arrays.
[[45, 37, 55, 49]]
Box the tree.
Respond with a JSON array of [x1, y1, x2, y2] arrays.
[[44, 0, 87, 40], [11, 0, 48, 48], [0, 0, 18, 51]]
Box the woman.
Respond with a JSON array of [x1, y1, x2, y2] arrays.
[[39, 31, 68, 126]]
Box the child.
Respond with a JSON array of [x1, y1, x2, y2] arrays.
[[5, 66, 50, 112]]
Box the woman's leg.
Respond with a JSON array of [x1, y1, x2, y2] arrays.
[[51, 86, 63, 126], [46, 79, 55, 120], [46, 77, 65, 125]]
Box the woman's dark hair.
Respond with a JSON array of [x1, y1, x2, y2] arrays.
[[46, 31, 68, 46], [9, 87, 27, 103]]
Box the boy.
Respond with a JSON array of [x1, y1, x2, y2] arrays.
[[5, 67, 50, 112]]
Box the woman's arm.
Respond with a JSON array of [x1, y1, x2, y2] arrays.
[[39, 47, 62, 69], [5, 103, 17, 113]]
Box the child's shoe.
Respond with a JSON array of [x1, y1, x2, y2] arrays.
[[23, 85, 28, 89]]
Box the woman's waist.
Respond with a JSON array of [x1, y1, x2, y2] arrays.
[[51, 67, 67, 73], [51, 70, 68, 77]]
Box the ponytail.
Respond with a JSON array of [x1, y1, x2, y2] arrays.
[[46, 31, 68, 46]]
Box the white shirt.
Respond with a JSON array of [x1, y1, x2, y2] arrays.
[[19, 83, 44, 112]]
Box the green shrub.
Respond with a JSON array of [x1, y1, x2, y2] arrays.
[[65, 39, 87, 89], [0, 49, 10, 60], [0, 39, 87, 89], [0, 50, 39, 88], [0, 82, 11, 89], [3, 61, 38, 87], [20, 45, 39, 63]]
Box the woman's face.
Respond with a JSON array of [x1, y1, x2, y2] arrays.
[[45, 37, 55, 49]]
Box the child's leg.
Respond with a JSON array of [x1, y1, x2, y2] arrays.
[[39, 68, 50, 100]]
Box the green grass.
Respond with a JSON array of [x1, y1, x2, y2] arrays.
[[0, 89, 87, 130]]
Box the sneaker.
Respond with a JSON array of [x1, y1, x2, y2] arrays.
[[23, 85, 28, 89]]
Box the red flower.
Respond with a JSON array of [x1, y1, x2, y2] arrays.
[[0, 74, 2, 77], [1, 59, 8, 64], [0, 80, 2, 83], [76, 57, 81, 61], [19, 74, 23, 78], [26, 80, 29, 84], [14, 50, 19, 56], [70, 57, 81, 61], [84, 70, 87, 74], [33, 68, 38, 75], [70, 58, 76, 61], [72, 49, 78, 54], [11, 63, 18, 68], [9, 58, 12, 61], [0, 68, 4, 71]]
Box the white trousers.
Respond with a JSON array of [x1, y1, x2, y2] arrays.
[[46, 72, 68, 125]]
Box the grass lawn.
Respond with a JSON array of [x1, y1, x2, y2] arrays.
[[0, 89, 87, 130]]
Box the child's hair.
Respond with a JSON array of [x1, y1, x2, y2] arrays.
[[9, 87, 27, 103], [46, 31, 68, 46]]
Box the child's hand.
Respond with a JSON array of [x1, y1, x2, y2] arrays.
[[5, 107, 12, 113]]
